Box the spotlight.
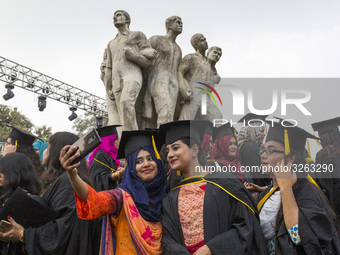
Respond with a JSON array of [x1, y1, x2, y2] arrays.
[[68, 107, 77, 121], [38, 96, 47, 111], [3, 84, 15, 101], [96, 116, 103, 128], [26, 78, 35, 88], [76, 97, 82, 106]]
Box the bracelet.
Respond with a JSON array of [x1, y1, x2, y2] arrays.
[[19, 229, 25, 243]]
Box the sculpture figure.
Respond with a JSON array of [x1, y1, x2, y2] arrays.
[[143, 16, 184, 127], [101, 10, 156, 131]]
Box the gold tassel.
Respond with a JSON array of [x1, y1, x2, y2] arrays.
[[284, 129, 290, 155], [307, 174, 320, 189], [234, 129, 237, 137], [307, 139, 311, 155], [15, 140, 17, 148], [152, 135, 161, 160], [265, 122, 268, 134], [177, 170, 181, 176], [305, 157, 313, 163]]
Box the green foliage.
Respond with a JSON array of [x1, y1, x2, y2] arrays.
[[34, 125, 53, 142], [72, 112, 108, 136], [0, 104, 53, 143], [0, 104, 34, 142]]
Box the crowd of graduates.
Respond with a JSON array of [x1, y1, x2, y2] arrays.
[[0, 113, 340, 254]]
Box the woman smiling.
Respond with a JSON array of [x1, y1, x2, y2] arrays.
[[160, 120, 267, 255], [60, 130, 166, 255]]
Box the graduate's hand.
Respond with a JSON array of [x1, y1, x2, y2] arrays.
[[3, 143, 16, 156], [244, 182, 267, 193], [193, 244, 212, 255], [2, 217, 24, 243], [273, 158, 297, 191], [0, 232, 10, 243], [59, 145, 80, 178]]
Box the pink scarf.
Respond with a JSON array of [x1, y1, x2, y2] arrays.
[[88, 134, 121, 167], [210, 135, 245, 182]]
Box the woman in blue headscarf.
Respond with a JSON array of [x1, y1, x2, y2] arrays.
[[60, 130, 166, 255], [32, 139, 48, 162]]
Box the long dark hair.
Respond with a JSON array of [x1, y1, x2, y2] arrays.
[[0, 153, 42, 204], [8, 138, 44, 177], [41, 132, 93, 193], [181, 138, 207, 166]]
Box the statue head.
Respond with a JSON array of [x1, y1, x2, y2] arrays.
[[207, 46, 222, 63], [190, 33, 208, 52], [113, 10, 131, 27], [165, 16, 183, 34]]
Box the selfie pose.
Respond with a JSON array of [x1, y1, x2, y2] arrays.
[[60, 130, 166, 255]]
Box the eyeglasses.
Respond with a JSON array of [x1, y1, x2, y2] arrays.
[[260, 148, 285, 155]]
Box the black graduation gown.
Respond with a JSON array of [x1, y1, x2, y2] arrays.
[[237, 140, 271, 187], [166, 169, 183, 193], [258, 180, 340, 255], [89, 150, 117, 192], [162, 172, 268, 255], [24, 174, 94, 255], [314, 146, 340, 217]]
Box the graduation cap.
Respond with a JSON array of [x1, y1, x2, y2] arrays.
[[117, 130, 160, 159], [213, 123, 238, 141], [159, 120, 211, 145], [96, 125, 121, 138], [0, 187, 59, 228], [265, 118, 318, 155], [7, 125, 36, 146], [238, 113, 268, 126], [311, 117, 340, 135]]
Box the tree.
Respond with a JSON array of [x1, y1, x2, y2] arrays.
[[0, 104, 34, 142], [0, 104, 53, 143], [35, 125, 53, 142], [72, 112, 108, 136]]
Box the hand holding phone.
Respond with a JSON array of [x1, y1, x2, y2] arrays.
[[0, 220, 13, 233]]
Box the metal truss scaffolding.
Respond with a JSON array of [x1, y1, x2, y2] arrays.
[[0, 56, 107, 117]]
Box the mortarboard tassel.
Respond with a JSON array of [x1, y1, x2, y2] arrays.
[[284, 129, 290, 155], [307, 139, 311, 155], [234, 129, 237, 137], [15, 140, 17, 148], [265, 122, 268, 134], [151, 135, 161, 160]]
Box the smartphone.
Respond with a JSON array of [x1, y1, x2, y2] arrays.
[[0, 220, 13, 233], [69, 129, 102, 164]]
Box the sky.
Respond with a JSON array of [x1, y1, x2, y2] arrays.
[[1, 0, 340, 156]]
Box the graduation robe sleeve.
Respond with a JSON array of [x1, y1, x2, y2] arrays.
[[162, 189, 190, 255], [90, 150, 117, 191], [261, 181, 340, 255], [24, 174, 93, 255]]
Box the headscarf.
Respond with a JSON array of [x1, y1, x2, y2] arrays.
[[32, 140, 48, 162], [210, 135, 245, 182], [119, 146, 167, 222], [88, 134, 121, 167], [238, 125, 265, 149]]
